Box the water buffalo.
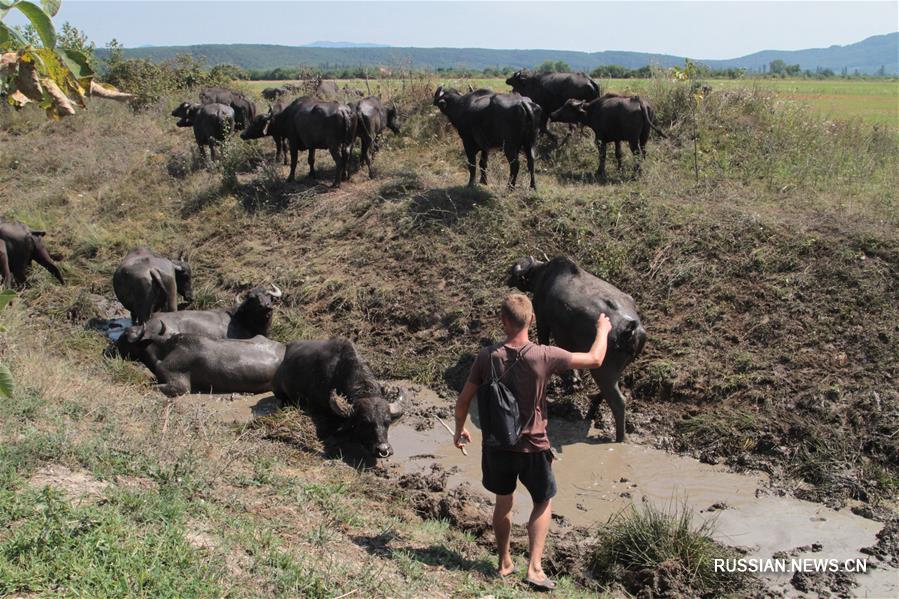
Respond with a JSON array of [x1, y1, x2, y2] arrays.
[[354, 96, 400, 177], [272, 338, 404, 457], [261, 87, 288, 101], [172, 102, 235, 160], [143, 284, 282, 340], [550, 95, 665, 178], [507, 256, 646, 442], [116, 322, 285, 397], [505, 70, 600, 143], [0, 221, 64, 288], [307, 79, 339, 99], [198, 87, 257, 130], [270, 97, 358, 187], [113, 247, 192, 325], [433, 86, 540, 190], [241, 98, 290, 165]]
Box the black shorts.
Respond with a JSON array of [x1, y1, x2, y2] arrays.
[[481, 448, 557, 503]]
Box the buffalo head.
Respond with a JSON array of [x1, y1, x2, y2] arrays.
[[550, 99, 589, 125], [115, 320, 169, 361], [507, 256, 543, 291], [505, 70, 531, 93], [234, 283, 282, 335], [329, 389, 404, 458], [173, 255, 193, 304], [433, 86, 448, 111], [240, 113, 272, 140], [386, 104, 401, 135]]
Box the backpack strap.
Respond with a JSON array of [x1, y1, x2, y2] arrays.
[[490, 343, 532, 383]]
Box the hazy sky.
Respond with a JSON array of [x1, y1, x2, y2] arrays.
[[8, 1, 898, 58]]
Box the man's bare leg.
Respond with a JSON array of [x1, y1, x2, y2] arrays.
[[494, 494, 515, 575], [527, 499, 552, 583]]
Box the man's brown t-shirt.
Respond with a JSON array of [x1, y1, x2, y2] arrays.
[[467, 342, 573, 452]]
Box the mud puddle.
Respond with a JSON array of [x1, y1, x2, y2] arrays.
[[172, 392, 281, 424], [386, 382, 897, 597], [89, 317, 132, 342]]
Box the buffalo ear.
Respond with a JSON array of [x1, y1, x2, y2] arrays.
[[387, 395, 404, 421]]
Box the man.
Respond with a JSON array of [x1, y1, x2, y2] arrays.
[[454, 292, 612, 590]]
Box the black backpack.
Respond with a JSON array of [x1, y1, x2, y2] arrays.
[[478, 344, 531, 449]]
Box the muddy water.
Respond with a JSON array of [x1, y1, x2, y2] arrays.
[[171, 381, 897, 597], [386, 384, 896, 597]]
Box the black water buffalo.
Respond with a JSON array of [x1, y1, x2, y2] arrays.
[[505, 70, 600, 142], [198, 87, 256, 130], [143, 284, 282, 340], [433, 86, 540, 189], [113, 247, 192, 325], [171, 102, 235, 160], [550, 95, 665, 178], [272, 338, 404, 457], [116, 322, 285, 397], [261, 87, 288, 101], [241, 98, 290, 165], [507, 256, 646, 442], [270, 97, 358, 187], [309, 79, 339, 99], [0, 221, 64, 288], [354, 96, 400, 177]]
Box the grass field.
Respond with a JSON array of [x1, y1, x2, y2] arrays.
[[244, 77, 899, 126], [1, 75, 896, 596]]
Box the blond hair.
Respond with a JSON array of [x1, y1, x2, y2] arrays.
[[500, 293, 533, 329]]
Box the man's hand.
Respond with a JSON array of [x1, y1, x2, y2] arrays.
[[454, 428, 472, 449], [597, 313, 612, 335]]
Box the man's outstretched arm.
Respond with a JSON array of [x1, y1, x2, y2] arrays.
[[569, 314, 613, 369], [453, 381, 478, 449]]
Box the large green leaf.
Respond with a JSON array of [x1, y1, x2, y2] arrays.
[[12, 1, 55, 48], [0, 289, 14, 312], [0, 364, 13, 399], [56, 46, 93, 80], [40, 0, 59, 17]]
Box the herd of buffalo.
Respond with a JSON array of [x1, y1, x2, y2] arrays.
[[2, 69, 654, 457], [171, 70, 665, 188]]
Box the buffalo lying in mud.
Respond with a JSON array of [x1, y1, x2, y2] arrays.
[[0, 221, 64, 288], [433, 86, 541, 190], [198, 87, 257, 130], [143, 284, 282, 340], [508, 256, 646, 442], [353, 96, 400, 178], [550, 94, 666, 178], [117, 322, 286, 397], [113, 247, 192, 325], [272, 338, 404, 457], [505, 70, 600, 143], [172, 102, 235, 161]]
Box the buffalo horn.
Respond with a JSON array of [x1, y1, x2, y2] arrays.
[[387, 395, 404, 420], [267, 283, 283, 298], [328, 390, 354, 418], [157, 321, 167, 336]]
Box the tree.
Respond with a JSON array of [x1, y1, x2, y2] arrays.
[[0, 0, 129, 118], [769, 59, 786, 75]]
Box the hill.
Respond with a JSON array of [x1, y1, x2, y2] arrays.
[[96, 32, 899, 74]]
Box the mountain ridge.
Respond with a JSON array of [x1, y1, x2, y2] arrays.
[[98, 32, 898, 75]]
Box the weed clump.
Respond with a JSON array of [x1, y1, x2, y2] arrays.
[[587, 502, 746, 598]]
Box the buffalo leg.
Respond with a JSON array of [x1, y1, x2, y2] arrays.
[[197, 143, 208, 163], [281, 139, 289, 165], [540, 113, 558, 146], [505, 146, 519, 188], [629, 140, 641, 174], [596, 140, 607, 179], [209, 141, 217, 162], [154, 372, 190, 397], [464, 143, 478, 187], [589, 370, 627, 442], [615, 142, 623, 171], [273, 136, 282, 164], [526, 145, 536, 190], [287, 139, 299, 182], [361, 135, 374, 178], [31, 238, 64, 284], [328, 146, 342, 188], [307, 149, 317, 178], [0, 244, 11, 288], [342, 144, 351, 181], [478, 151, 489, 185]]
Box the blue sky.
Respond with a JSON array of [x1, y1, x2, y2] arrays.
[[8, 1, 898, 59]]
